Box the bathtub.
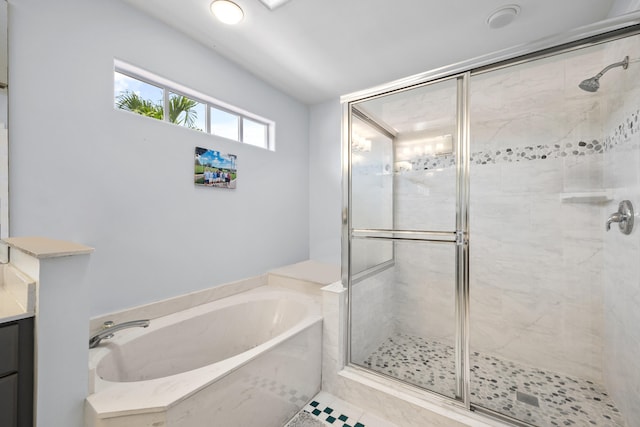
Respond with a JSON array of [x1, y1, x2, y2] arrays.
[[86, 286, 323, 427]]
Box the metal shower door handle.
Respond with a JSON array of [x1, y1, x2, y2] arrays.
[[606, 200, 634, 234]]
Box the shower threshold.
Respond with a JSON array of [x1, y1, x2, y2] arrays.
[[360, 333, 626, 426]]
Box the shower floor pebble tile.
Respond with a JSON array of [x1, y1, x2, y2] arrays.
[[360, 333, 626, 427], [286, 392, 398, 427]]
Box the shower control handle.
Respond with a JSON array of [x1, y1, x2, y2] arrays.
[[606, 200, 634, 235]]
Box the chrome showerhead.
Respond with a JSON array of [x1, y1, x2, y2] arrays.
[[579, 56, 629, 93], [578, 77, 600, 92]]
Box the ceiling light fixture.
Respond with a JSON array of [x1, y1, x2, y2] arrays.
[[210, 0, 244, 25], [258, 0, 293, 10], [486, 4, 521, 29]]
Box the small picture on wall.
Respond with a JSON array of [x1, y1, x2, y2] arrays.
[[194, 147, 237, 189]]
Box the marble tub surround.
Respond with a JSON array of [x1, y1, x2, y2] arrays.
[[321, 281, 347, 393], [90, 260, 336, 332], [268, 259, 341, 296], [87, 286, 322, 427], [0, 263, 35, 322], [90, 273, 265, 332]]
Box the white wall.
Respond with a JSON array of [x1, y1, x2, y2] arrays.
[[9, 0, 310, 317], [309, 100, 342, 265]]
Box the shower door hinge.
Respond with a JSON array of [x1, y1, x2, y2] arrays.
[[455, 231, 467, 246]]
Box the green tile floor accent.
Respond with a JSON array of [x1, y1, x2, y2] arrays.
[[303, 399, 364, 427], [289, 391, 399, 427]]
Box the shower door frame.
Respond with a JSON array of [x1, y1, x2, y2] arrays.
[[341, 13, 640, 422], [344, 73, 471, 405]]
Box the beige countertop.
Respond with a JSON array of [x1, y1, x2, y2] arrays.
[[3, 236, 94, 258]]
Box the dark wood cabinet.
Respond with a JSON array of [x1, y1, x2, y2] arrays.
[[0, 317, 34, 427]]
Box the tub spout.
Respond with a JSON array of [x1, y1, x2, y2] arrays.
[[89, 319, 150, 349]]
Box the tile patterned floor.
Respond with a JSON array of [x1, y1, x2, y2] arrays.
[[360, 333, 627, 427], [285, 391, 397, 427]]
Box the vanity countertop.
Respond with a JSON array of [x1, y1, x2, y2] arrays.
[[0, 263, 36, 323], [3, 236, 94, 258]]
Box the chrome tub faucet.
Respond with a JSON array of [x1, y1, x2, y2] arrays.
[[89, 319, 150, 349]]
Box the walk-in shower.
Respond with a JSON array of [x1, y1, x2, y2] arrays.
[[343, 27, 640, 427]]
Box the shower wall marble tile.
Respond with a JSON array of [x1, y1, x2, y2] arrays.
[[391, 155, 606, 381], [392, 242, 456, 344], [601, 32, 640, 427], [350, 267, 396, 363]]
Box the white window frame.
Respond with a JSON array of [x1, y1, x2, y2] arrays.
[[114, 59, 275, 151]]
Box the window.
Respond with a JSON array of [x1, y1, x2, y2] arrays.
[[113, 61, 275, 150], [242, 118, 268, 149], [210, 107, 239, 140], [114, 71, 163, 121], [169, 92, 206, 132]]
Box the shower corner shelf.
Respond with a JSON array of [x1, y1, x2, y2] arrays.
[[559, 190, 613, 204]]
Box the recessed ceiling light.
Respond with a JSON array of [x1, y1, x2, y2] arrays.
[[210, 0, 244, 25], [486, 4, 521, 29]]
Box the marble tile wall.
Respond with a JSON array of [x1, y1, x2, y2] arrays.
[[468, 156, 605, 381], [392, 242, 456, 345], [350, 267, 396, 363], [389, 154, 606, 381], [601, 33, 640, 427]]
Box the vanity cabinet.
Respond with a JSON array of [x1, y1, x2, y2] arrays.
[[0, 317, 34, 427]]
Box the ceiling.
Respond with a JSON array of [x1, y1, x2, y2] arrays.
[[121, 0, 639, 105]]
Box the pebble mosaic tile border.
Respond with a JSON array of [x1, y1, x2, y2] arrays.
[[355, 109, 640, 174], [360, 333, 627, 426]]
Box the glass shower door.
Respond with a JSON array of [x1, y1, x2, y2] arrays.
[[347, 76, 467, 401], [468, 35, 635, 426]]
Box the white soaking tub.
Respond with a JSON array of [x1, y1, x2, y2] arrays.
[[86, 286, 322, 427]]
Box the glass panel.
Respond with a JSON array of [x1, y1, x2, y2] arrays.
[[350, 239, 458, 400], [350, 239, 392, 276], [468, 35, 636, 426], [168, 92, 205, 132], [353, 78, 458, 232], [242, 117, 268, 148], [351, 114, 393, 232], [210, 107, 239, 140], [114, 71, 163, 120]]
